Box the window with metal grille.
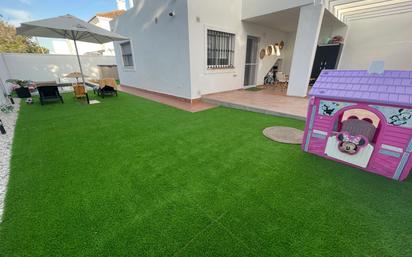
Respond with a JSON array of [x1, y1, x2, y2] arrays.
[[207, 30, 235, 69], [120, 41, 134, 68]]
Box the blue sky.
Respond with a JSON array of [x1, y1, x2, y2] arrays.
[[0, 0, 119, 26], [0, 0, 128, 50]]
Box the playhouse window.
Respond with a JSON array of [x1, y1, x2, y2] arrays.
[[334, 109, 381, 143]]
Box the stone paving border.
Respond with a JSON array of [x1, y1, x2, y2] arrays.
[[202, 98, 306, 121], [263, 126, 304, 145], [0, 99, 20, 222]]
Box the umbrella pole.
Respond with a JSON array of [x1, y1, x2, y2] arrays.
[[73, 37, 89, 104]]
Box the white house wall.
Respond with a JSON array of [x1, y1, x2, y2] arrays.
[[0, 54, 11, 86], [91, 16, 116, 56], [72, 17, 115, 56], [0, 54, 11, 101], [287, 3, 324, 97], [0, 88, 7, 106], [73, 41, 106, 55], [0, 53, 116, 82], [317, 10, 347, 45], [245, 22, 292, 87], [339, 12, 412, 70], [242, 0, 313, 20], [281, 32, 297, 75], [47, 16, 116, 56], [112, 0, 192, 99], [187, 0, 291, 99]]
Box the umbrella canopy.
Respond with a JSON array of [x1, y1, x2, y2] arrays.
[[16, 14, 127, 44], [16, 14, 128, 104], [64, 72, 89, 78], [65, 72, 89, 83]]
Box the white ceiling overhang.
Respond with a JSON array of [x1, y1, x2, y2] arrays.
[[328, 0, 412, 23]]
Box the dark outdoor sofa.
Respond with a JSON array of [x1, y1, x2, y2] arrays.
[[98, 86, 118, 98], [37, 85, 64, 105], [15, 87, 32, 98]]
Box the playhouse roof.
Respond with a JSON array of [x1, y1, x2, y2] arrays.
[[310, 70, 412, 107]]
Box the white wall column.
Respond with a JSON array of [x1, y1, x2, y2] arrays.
[[287, 4, 324, 97], [0, 54, 11, 100]]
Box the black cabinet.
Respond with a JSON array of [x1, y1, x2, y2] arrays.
[[311, 44, 343, 80]]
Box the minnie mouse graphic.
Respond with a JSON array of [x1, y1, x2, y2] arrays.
[[321, 102, 340, 116], [336, 132, 368, 155], [389, 109, 412, 126]]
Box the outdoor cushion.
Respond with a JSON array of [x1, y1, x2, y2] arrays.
[[98, 78, 117, 89], [97, 78, 118, 98]]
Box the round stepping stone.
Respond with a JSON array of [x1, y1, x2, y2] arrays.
[[263, 126, 304, 145]]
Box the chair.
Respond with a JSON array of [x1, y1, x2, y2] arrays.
[[15, 87, 31, 98], [98, 78, 118, 98], [341, 119, 377, 142], [276, 72, 289, 91], [73, 84, 89, 104], [85, 81, 99, 95], [37, 85, 64, 105]]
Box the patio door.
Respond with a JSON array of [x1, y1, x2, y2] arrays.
[[244, 36, 259, 86]]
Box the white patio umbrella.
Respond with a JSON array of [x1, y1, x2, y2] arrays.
[[16, 14, 127, 94], [64, 71, 89, 84]]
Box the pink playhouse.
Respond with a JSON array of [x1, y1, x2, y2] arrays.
[[303, 70, 412, 181]]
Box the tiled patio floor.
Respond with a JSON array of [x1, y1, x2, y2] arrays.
[[119, 85, 217, 112], [202, 86, 309, 120], [119, 85, 309, 119]]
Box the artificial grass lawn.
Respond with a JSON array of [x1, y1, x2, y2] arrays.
[[1, 93, 412, 257]]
